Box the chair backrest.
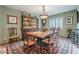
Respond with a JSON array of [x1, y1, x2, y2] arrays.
[[20, 28, 26, 35], [20, 28, 28, 40], [25, 29, 32, 32], [55, 27, 60, 37], [50, 27, 56, 34], [56, 27, 60, 32], [33, 28, 39, 32]]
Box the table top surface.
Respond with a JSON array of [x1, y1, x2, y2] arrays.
[[27, 31, 50, 39]]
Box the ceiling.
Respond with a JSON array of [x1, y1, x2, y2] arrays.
[[5, 5, 78, 17]]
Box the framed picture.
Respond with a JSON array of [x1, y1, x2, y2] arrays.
[[7, 15, 18, 24], [65, 16, 73, 24], [8, 27, 17, 37]]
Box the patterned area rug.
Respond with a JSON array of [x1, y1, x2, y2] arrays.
[[0, 37, 79, 54], [6, 42, 51, 54]]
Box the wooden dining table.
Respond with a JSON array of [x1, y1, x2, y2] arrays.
[[26, 31, 51, 46], [26, 31, 51, 53]]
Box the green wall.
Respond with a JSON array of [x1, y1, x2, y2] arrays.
[[0, 6, 29, 44], [47, 10, 77, 37]]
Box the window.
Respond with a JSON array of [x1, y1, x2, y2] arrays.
[[77, 23, 79, 29], [49, 17, 63, 29]]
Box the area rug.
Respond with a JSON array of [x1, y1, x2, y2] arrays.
[[6, 39, 69, 54], [1, 37, 79, 54]]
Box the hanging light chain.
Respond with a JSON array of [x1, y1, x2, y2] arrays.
[[42, 6, 46, 15]]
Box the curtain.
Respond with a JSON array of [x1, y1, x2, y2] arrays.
[[49, 17, 63, 29]]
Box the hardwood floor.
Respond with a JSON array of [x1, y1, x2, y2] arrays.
[[0, 37, 79, 54]]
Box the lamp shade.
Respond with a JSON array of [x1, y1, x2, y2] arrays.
[[40, 15, 48, 20]]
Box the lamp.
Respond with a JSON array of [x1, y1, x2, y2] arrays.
[[40, 6, 48, 20]]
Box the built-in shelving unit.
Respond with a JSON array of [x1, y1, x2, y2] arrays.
[[22, 15, 38, 30]]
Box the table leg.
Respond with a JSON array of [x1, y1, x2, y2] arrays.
[[37, 38, 43, 53]]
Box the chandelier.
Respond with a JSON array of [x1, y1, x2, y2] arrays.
[[40, 6, 48, 20]]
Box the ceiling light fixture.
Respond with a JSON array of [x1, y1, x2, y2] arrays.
[[40, 6, 48, 20]]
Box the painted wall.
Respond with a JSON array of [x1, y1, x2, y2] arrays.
[[0, 6, 29, 44], [77, 6, 79, 11], [47, 10, 77, 37], [0, 7, 2, 44]]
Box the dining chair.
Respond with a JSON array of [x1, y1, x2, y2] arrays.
[[20, 28, 28, 40], [51, 27, 60, 39], [20, 28, 37, 53], [54, 27, 60, 44], [55, 27, 60, 37], [24, 39, 37, 53], [42, 32, 59, 54]]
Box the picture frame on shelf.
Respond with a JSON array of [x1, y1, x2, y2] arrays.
[[7, 15, 18, 24], [65, 16, 73, 24]]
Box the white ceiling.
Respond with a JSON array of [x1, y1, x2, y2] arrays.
[[5, 5, 78, 17]]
